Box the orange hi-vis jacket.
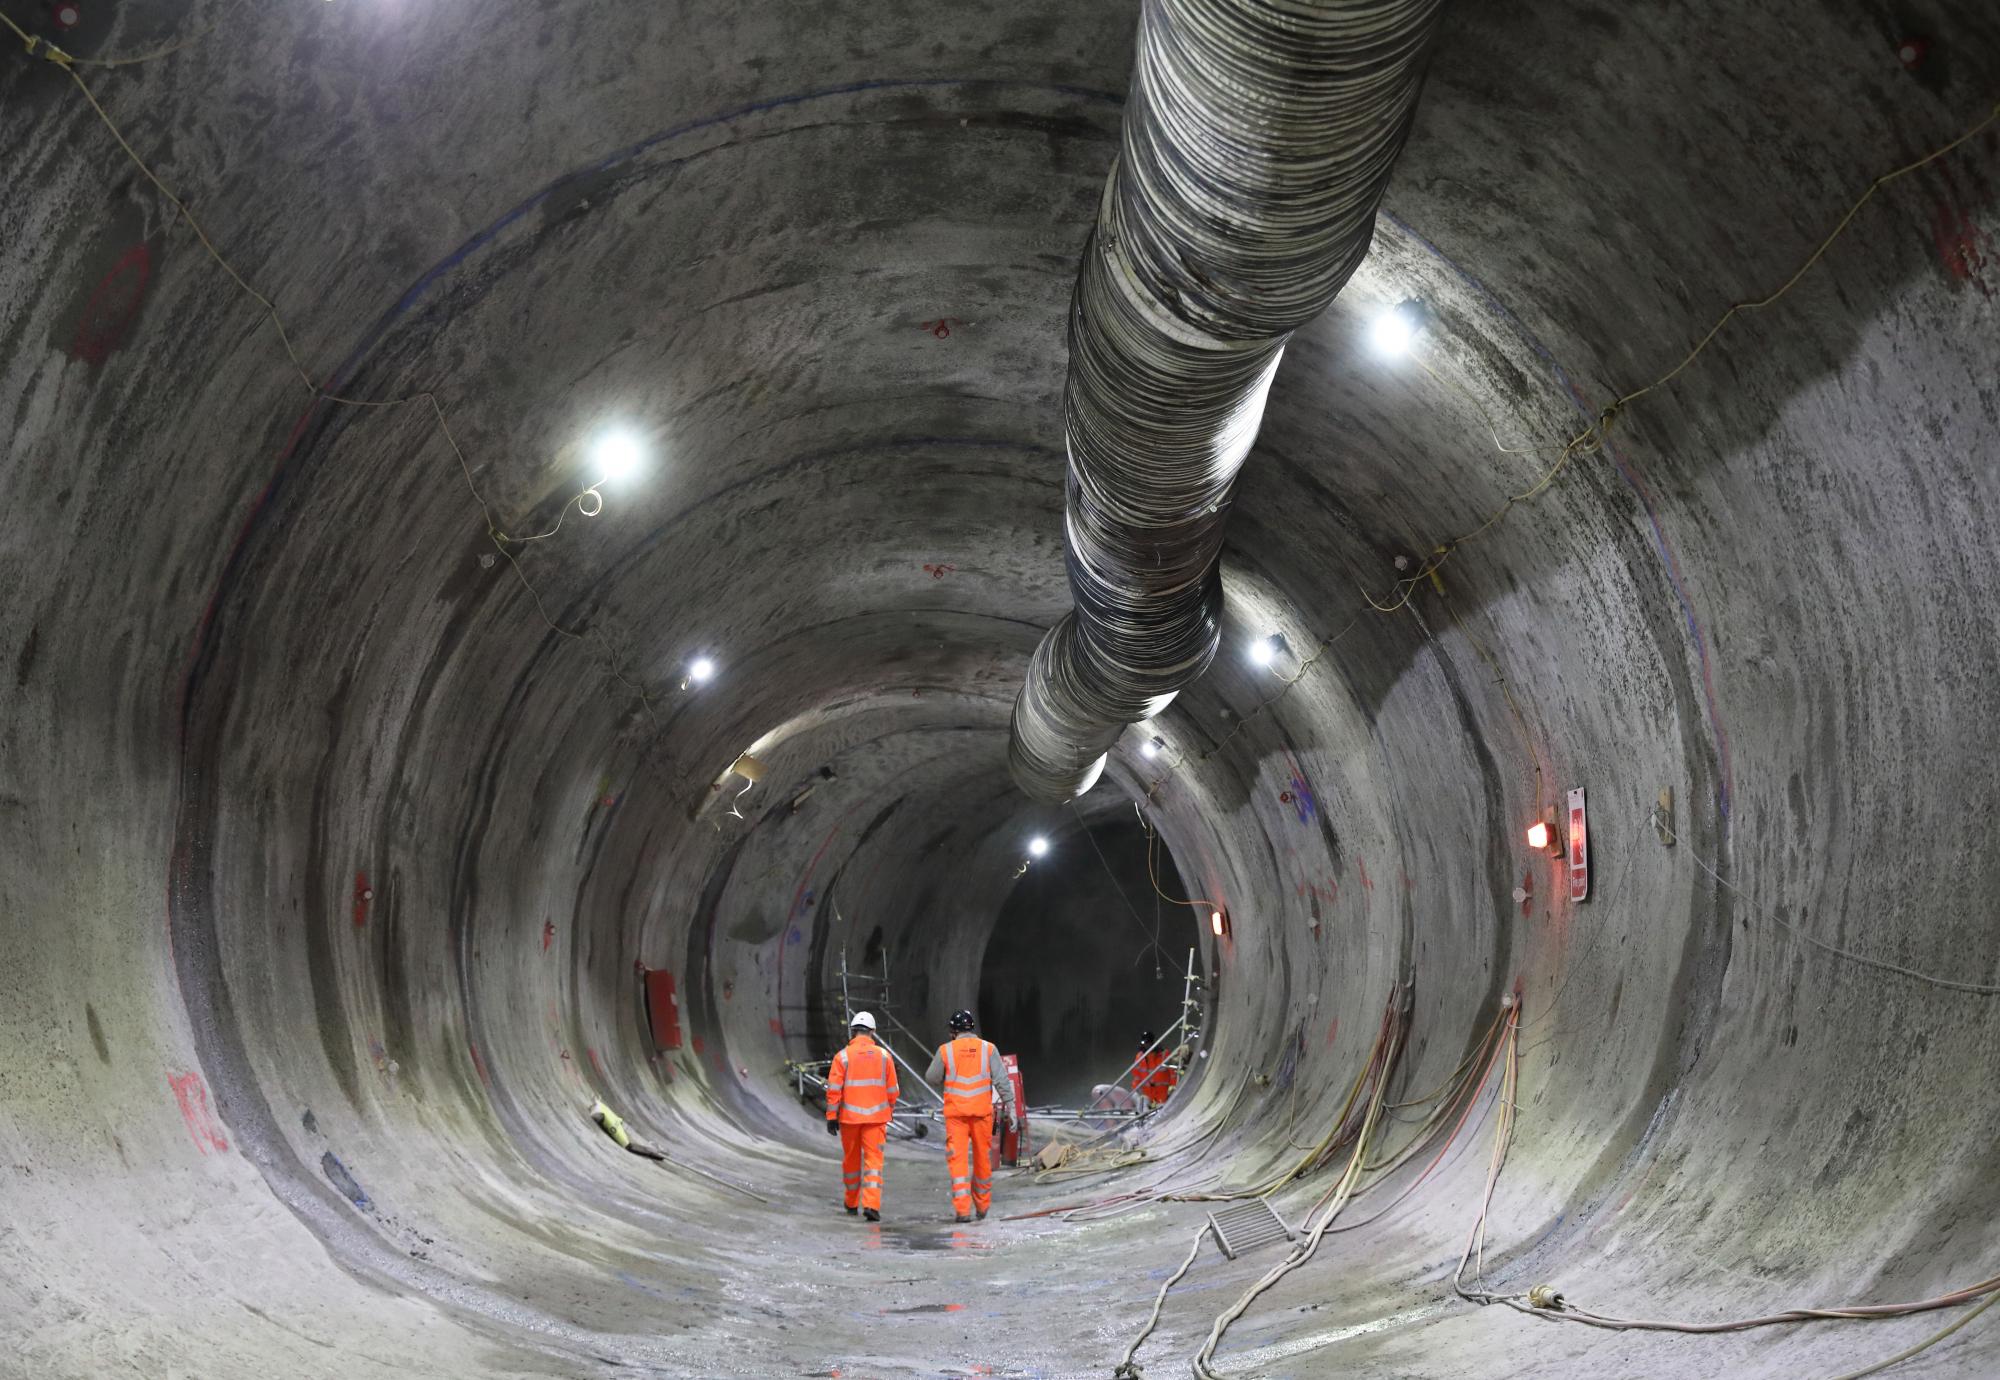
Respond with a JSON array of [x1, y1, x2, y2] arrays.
[[1134, 1048, 1175, 1105], [936, 1035, 999, 1117], [827, 1034, 898, 1125]]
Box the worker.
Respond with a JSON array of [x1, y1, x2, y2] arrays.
[[1133, 1030, 1176, 1108], [825, 1010, 898, 1221], [924, 1009, 1016, 1223]]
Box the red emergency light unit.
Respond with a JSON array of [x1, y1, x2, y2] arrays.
[[643, 969, 683, 1050]]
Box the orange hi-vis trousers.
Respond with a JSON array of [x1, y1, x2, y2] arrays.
[[840, 1122, 887, 1212], [945, 1114, 993, 1217]]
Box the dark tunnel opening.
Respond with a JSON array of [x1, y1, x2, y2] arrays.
[[977, 819, 1201, 1108]]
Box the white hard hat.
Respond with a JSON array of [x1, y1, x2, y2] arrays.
[[849, 1011, 877, 1031]]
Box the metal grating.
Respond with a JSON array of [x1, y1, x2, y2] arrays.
[[1207, 1197, 1293, 1260]]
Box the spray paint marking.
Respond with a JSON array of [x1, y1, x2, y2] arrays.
[[542, 918, 556, 952], [1325, 1017, 1340, 1049], [922, 562, 958, 579], [167, 1071, 228, 1154], [69, 243, 153, 366], [469, 1041, 490, 1087], [920, 317, 965, 338], [769, 1018, 785, 1035], [587, 1047, 605, 1078], [351, 871, 372, 927], [1930, 199, 1992, 296], [1356, 856, 1373, 891]]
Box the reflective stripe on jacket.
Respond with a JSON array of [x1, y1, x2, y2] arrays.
[[827, 1034, 898, 1124]]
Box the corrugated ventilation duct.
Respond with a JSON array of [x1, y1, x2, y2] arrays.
[[1007, 0, 1446, 803]]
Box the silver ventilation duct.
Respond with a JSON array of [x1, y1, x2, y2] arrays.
[[1008, 0, 1446, 802]]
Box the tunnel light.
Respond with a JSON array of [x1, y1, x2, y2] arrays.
[[592, 430, 645, 486], [1248, 634, 1283, 668], [1209, 907, 1229, 938], [1028, 836, 1050, 859], [1368, 299, 1428, 358], [687, 656, 717, 684], [1526, 820, 1551, 850], [1141, 735, 1164, 760]]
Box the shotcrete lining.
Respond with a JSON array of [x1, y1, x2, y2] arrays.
[[3, 0, 1998, 1375]]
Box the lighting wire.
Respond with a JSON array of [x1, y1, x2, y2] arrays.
[[1453, 1007, 2000, 1379], [1069, 803, 1172, 970], [1359, 97, 2000, 620], [1131, 95, 2000, 802], [1653, 815, 1999, 997], [4, 10, 660, 726]]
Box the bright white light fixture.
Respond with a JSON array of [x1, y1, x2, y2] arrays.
[[1368, 299, 1426, 358], [687, 656, 717, 684], [1140, 737, 1161, 759], [593, 430, 644, 485], [1249, 635, 1280, 668], [1028, 836, 1050, 858]]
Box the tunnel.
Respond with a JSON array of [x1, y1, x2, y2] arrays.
[[3, 0, 1998, 1377]]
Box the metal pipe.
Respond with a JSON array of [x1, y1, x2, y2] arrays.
[[1008, 0, 1446, 801]]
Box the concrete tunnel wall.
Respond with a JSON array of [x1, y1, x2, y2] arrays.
[[2, 0, 1998, 1376]]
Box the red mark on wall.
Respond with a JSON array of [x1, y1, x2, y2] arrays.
[[1931, 200, 1992, 296], [542, 918, 556, 952], [768, 1018, 784, 1036], [587, 1047, 605, 1078], [922, 562, 957, 579], [469, 1041, 491, 1087], [920, 317, 964, 338], [1324, 1017, 1340, 1049], [168, 1071, 228, 1154], [351, 872, 372, 928], [69, 243, 153, 366], [1356, 856, 1373, 891], [690, 1034, 706, 1056], [645, 969, 683, 1050]]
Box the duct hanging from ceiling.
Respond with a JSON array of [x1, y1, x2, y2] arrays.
[[1007, 0, 1446, 803]]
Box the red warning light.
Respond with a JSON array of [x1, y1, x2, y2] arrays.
[[1526, 820, 1550, 850]]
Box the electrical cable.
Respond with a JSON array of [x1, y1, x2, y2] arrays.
[[4, 8, 661, 728], [1655, 815, 1999, 996], [1069, 803, 1172, 969], [1007, 0, 1447, 803], [1112, 1224, 1208, 1379]]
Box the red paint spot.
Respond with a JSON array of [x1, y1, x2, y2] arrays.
[[690, 1034, 705, 1055], [1324, 1017, 1339, 1049], [351, 871, 371, 928], [922, 562, 957, 579], [168, 1071, 228, 1154], [587, 1047, 605, 1078], [920, 317, 964, 338], [68, 243, 152, 365], [1356, 856, 1373, 890], [1400, 870, 1414, 890], [542, 918, 555, 952], [1931, 200, 1992, 296], [1520, 870, 1535, 918], [769, 1018, 784, 1035], [469, 1041, 490, 1086]]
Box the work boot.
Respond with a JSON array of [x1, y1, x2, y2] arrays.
[[955, 1213, 972, 1224], [845, 1206, 858, 1217], [976, 1209, 987, 1220], [863, 1208, 880, 1222]]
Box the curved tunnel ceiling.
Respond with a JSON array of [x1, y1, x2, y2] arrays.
[[3, 1, 1999, 1377]]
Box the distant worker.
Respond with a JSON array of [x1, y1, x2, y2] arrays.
[[826, 1011, 899, 1221], [924, 1009, 1016, 1222], [1133, 1030, 1177, 1108]]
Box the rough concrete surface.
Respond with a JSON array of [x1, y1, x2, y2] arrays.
[[1, 0, 1997, 1376]]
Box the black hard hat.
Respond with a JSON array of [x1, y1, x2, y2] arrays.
[[949, 1009, 976, 1033], [1139, 1029, 1155, 1047]]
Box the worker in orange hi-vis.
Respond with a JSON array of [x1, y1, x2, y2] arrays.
[[924, 1009, 1016, 1223], [826, 1011, 899, 1221], [1133, 1029, 1177, 1108]]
